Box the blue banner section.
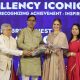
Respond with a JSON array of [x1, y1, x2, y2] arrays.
[[0, 0, 80, 80], [0, 0, 80, 41]]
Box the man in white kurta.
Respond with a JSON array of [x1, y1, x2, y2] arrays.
[[0, 23, 24, 80]]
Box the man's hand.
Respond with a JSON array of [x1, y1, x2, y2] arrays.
[[23, 50, 32, 56]]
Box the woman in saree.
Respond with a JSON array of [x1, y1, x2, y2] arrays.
[[42, 18, 68, 80], [67, 24, 80, 80]]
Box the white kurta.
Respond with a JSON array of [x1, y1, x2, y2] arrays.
[[0, 34, 23, 80]]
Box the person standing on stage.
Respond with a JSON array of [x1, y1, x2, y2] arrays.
[[42, 18, 68, 80], [0, 23, 27, 80], [67, 23, 80, 80], [17, 15, 42, 80]]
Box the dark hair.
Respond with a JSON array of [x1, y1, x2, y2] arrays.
[[70, 23, 80, 41], [27, 15, 36, 21], [53, 18, 62, 25]]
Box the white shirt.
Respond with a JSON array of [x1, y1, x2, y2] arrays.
[[0, 34, 23, 71]]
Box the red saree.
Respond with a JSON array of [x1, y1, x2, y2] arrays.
[[11, 64, 18, 80], [67, 40, 80, 80]]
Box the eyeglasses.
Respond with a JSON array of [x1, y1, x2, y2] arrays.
[[28, 20, 36, 22], [3, 29, 12, 31]]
